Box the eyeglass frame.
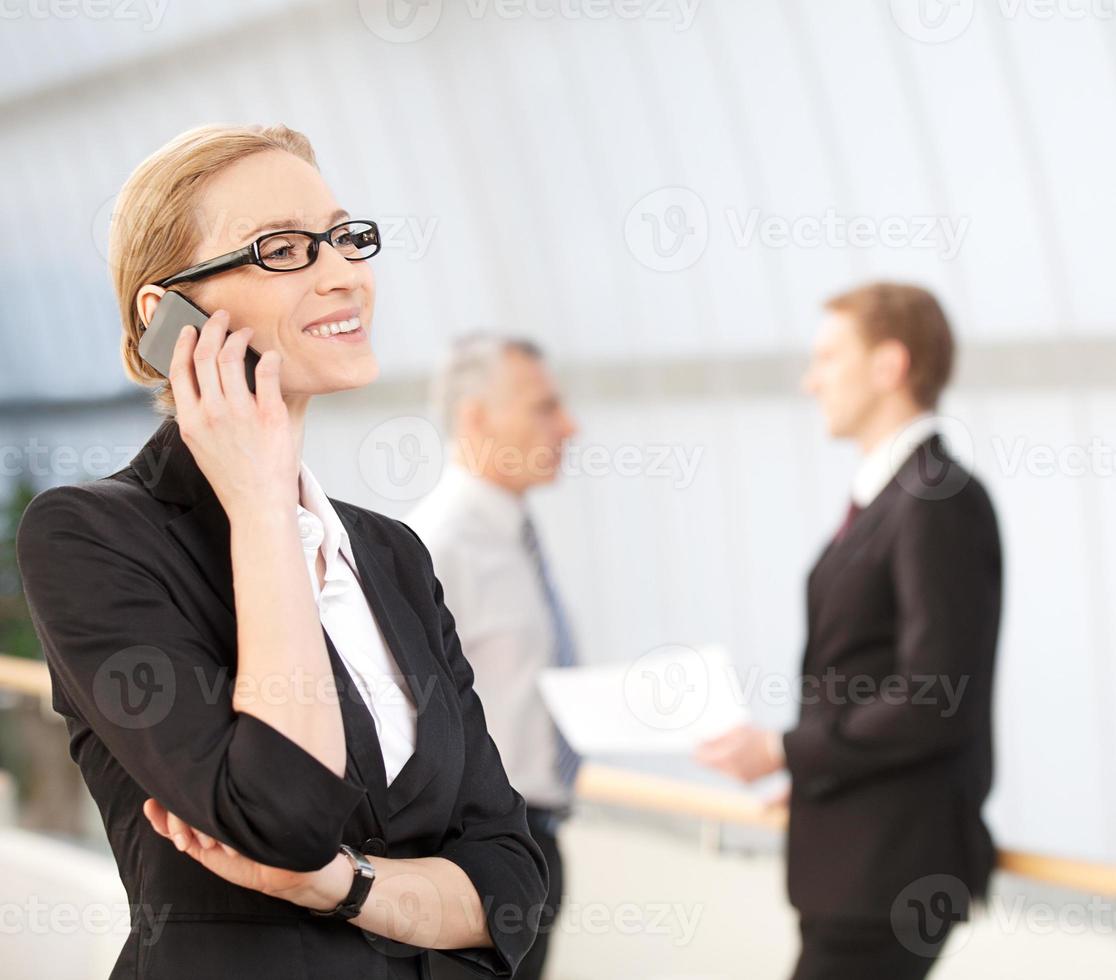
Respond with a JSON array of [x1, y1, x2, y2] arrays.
[[154, 219, 382, 289]]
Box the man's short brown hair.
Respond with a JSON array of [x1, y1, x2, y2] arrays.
[[824, 282, 955, 409]]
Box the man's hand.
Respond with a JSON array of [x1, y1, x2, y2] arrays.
[[694, 725, 786, 782]]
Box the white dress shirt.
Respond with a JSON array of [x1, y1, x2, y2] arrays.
[[851, 412, 939, 508], [407, 463, 570, 810], [296, 461, 417, 785]]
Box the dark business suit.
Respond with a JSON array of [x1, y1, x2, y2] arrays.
[[15, 418, 547, 980], [782, 436, 1001, 979]]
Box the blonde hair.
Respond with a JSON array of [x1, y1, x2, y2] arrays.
[[109, 123, 318, 417]]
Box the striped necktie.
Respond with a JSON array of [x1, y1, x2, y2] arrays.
[[522, 512, 582, 790]]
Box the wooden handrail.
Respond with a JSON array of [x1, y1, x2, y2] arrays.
[[0, 652, 51, 699], [2, 653, 1115, 896], [575, 762, 1116, 896]]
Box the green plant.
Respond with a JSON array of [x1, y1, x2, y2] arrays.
[[0, 479, 42, 661]]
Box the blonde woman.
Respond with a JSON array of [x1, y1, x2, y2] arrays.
[[16, 124, 547, 979]]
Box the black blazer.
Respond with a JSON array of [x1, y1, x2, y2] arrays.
[[16, 418, 548, 980], [782, 436, 1002, 924]]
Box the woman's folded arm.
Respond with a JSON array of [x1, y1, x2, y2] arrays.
[[16, 485, 364, 871]]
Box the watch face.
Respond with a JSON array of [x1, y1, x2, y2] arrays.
[[354, 855, 377, 879], [341, 845, 376, 878]]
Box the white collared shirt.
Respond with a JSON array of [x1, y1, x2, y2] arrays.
[[407, 463, 571, 810], [296, 461, 417, 785], [851, 412, 939, 508]]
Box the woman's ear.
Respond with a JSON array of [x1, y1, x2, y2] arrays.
[[135, 284, 167, 328]]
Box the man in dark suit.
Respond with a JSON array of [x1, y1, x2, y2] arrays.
[[697, 282, 1002, 979]]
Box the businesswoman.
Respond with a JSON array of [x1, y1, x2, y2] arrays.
[[15, 124, 547, 979]]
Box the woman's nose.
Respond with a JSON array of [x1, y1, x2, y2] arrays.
[[313, 241, 363, 292]]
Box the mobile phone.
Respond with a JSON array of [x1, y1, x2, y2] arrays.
[[138, 290, 261, 394]]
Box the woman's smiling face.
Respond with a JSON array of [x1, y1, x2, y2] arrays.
[[138, 149, 379, 401]]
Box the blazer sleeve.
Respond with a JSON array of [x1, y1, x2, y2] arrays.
[[783, 485, 1002, 799], [399, 522, 549, 978], [16, 485, 367, 871]]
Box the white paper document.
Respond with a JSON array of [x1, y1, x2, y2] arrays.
[[538, 644, 749, 755]]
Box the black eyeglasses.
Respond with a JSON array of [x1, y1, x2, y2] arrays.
[[155, 219, 381, 288]]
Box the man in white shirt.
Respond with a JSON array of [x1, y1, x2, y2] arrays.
[[408, 334, 579, 980], [696, 283, 1002, 979]]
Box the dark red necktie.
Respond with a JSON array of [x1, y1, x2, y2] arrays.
[[834, 501, 863, 543]]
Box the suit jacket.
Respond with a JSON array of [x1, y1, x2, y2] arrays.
[[782, 435, 1002, 923], [15, 418, 548, 980]]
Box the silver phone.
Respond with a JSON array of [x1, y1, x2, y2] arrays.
[[138, 291, 260, 394]]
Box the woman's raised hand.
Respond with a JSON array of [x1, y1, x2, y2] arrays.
[[168, 309, 298, 518]]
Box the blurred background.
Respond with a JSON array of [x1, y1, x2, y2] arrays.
[[2, 0, 1116, 976]]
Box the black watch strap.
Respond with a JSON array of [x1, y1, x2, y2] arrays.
[[311, 844, 376, 920]]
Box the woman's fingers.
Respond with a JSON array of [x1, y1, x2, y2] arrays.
[[253, 348, 284, 416], [167, 324, 201, 413], [143, 798, 218, 851], [165, 810, 194, 852], [216, 326, 255, 411], [142, 798, 169, 836], [192, 309, 231, 407]]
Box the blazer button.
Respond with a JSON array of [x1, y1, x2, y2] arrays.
[[362, 837, 387, 856]]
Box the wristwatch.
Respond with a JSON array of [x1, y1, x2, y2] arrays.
[[310, 844, 377, 920]]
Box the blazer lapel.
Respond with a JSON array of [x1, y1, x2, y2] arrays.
[[321, 628, 391, 833], [339, 508, 449, 819]]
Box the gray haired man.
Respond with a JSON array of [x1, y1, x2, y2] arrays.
[[409, 334, 580, 980]]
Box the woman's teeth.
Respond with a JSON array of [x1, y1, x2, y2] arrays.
[[304, 316, 362, 338]]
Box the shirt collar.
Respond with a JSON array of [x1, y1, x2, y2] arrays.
[[851, 412, 939, 508], [442, 461, 527, 537], [297, 460, 356, 570]]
